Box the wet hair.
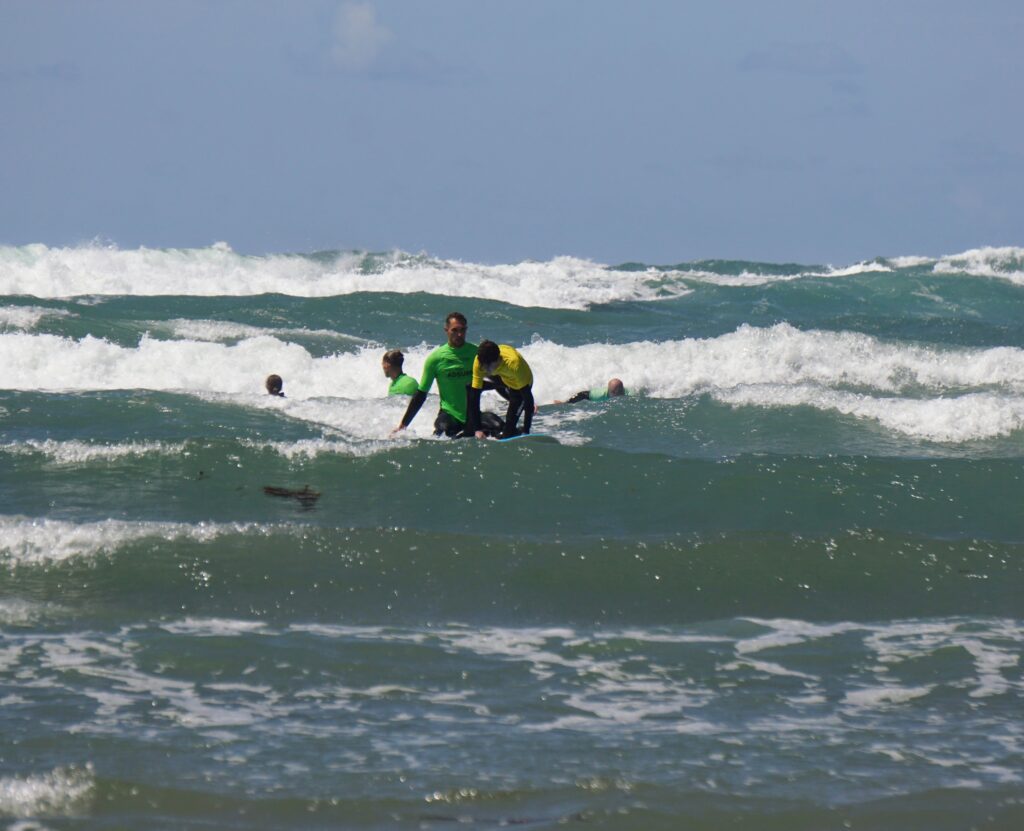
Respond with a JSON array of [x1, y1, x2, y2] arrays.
[[382, 349, 404, 368], [265, 374, 284, 396], [608, 378, 625, 396], [445, 312, 467, 328], [477, 340, 500, 365]]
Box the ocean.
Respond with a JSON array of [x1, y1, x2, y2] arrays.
[[1, 242, 1022, 829]]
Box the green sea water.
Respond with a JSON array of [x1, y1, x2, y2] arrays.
[[1, 244, 1023, 829]]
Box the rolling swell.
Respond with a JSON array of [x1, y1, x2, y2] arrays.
[[5, 772, 1022, 830], [3, 518, 1021, 625], [3, 431, 1024, 535]]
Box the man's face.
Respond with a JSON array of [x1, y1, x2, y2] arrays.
[[445, 319, 467, 348], [382, 358, 392, 378]]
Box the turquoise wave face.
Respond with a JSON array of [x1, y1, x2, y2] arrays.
[[2, 245, 1024, 829]]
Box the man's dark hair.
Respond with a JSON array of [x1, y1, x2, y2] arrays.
[[383, 349, 404, 368], [477, 340, 500, 364], [446, 312, 467, 327], [265, 374, 284, 396]]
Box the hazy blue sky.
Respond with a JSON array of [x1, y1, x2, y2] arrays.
[[2, 1, 1022, 264]]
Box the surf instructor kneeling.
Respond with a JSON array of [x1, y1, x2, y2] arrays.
[[393, 312, 478, 437]]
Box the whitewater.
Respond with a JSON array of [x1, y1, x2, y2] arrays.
[[2, 242, 1023, 831]]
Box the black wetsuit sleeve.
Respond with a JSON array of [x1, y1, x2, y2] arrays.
[[482, 378, 511, 401], [566, 390, 590, 404], [401, 390, 427, 427], [464, 385, 482, 435], [522, 386, 535, 434]]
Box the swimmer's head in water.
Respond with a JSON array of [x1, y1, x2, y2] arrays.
[[608, 378, 625, 397], [265, 374, 284, 396]]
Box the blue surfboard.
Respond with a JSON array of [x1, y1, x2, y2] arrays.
[[496, 432, 557, 444]]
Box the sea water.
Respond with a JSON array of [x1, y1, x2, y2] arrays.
[[1, 242, 1022, 829]]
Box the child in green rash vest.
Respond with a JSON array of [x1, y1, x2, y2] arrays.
[[392, 312, 483, 437], [382, 350, 418, 396], [557, 377, 627, 404]]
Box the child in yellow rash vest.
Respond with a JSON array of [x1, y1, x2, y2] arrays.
[[465, 340, 535, 438]]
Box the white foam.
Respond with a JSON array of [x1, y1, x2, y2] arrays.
[[663, 261, 892, 288], [863, 619, 1024, 701], [716, 386, 1024, 442], [560, 681, 702, 726], [288, 623, 392, 640], [0, 597, 59, 626], [158, 618, 269, 637], [673, 269, 806, 288], [843, 684, 934, 708], [933, 246, 1024, 283], [820, 261, 893, 277], [3, 316, 1011, 401], [24, 630, 282, 731], [8, 323, 1024, 443], [439, 627, 580, 677], [0, 766, 94, 818], [888, 255, 936, 269], [960, 636, 1020, 699], [0, 439, 183, 465], [735, 619, 862, 654], [0, 243, 690, 310], [525, 324, 1024, 403], [0, 516, 285, 566], [425, 626, 720, 729], [720, 657, 819, 681], [0, 332, 448, 408], [677, 261, 895, 286], [156, 318, 366, 344], [0, 305, 71, 332]]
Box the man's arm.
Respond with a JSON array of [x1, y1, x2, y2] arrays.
[[464, 385, 483, 436], [482, 378, 511, 401], [394, 352, 436, 432], [398, 390, 427, 429]]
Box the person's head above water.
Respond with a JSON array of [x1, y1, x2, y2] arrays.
[[265, 374, 284, 397], [477, 340, 500, 373], [608, 378, 625, 397], [382, 349, 404, 379], [445, 312, 468, 348]]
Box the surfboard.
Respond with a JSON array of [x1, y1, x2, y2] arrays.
[[496, 432, 557, 444]]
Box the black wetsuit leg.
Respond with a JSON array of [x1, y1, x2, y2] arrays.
[[501, 384, 534, 437], [433, 410, 467, 438], [478, 411, 504, 437]]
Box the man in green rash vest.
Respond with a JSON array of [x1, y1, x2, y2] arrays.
[[382, 349, 419, 396], [392, 312, 481, 437], [555, 377, 627, 404]]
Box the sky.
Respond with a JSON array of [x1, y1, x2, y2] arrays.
[[1, 0, 1022, 265]]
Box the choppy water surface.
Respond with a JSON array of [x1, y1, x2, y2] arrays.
[[2, 243, 1023, 829]]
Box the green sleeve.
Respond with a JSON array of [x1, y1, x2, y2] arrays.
[[418, 351, 439, 393]]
